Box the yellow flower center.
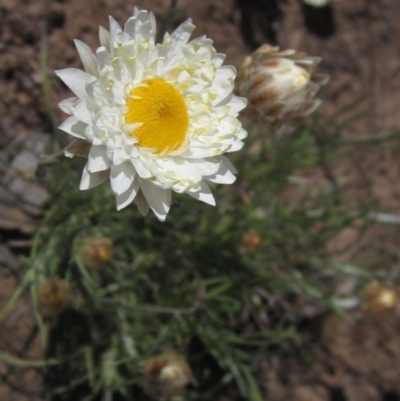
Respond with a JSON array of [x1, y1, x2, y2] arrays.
[[125, 77, 189, 154]]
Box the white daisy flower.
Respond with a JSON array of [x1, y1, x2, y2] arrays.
[[56, 9, 247, 221]]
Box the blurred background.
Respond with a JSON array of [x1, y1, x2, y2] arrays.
[[1, 0, 400, 401]]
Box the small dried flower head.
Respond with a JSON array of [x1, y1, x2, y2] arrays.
[[235, 44, 329, 128], [361, 280, 397, 313], [240, 230, 262, 251], [79, 236, 113, 270], [142, 350, 192, 399], [38, 278, 72, 318]]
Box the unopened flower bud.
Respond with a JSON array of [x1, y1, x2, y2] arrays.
[[361, 280, 397, 313], [240, 230, 262, 251], [79, 236, 113, 270], [235, 44, 329, 128], [37, 278, 71, 318], [142, 350, 192, 399]]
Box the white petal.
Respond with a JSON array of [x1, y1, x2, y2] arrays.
[[58, 97, 77, 114], [188, 158, 221, 177], [109, 16, 123, 46], [71, 100, 92, 125], [110, 162, 136, 195], [139, 178, 171, 222], [84, 125, 95, 142], [149, 12, 157, 39], [187, 181, 216, 206], [170, 19, 195, 47], [125, 10, 153, 40], [99, 26, 110, 51], [55, 68, 93, 99], [135, 10, 156, 39], [133, 190, 150, 216], [110, 149, 125, 166], [213, 53, 226, 68], [79, 164, 109, 190], [185, 147, 219, 159], [237, 127, 247, 140], [214, 65, 236, 83], [137, 17, 156, 42], [96, 46, 111, 67], [116, 177, 140, 210], [133, 159, 152, 179], [59, 116, 87, 139], [228, 140, 244, 152], [228, 95, 247, 115], [124, 17, 138, 39], [74, 40, 99, 77], [87, 145, 111, 173], [205, 156, 237, 184]]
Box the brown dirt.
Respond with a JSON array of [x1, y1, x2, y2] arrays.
[[1, 0, 400, 400]]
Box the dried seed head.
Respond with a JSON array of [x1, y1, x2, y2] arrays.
[[37, 278, 72, 318], [361, 280, 397, 313], [142, 350, 192, 399], [235, 44, 329, 128], [79, 236, 113, 270]]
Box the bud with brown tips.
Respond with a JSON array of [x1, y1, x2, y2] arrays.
[[79, 235, 113, 270], [235, 44, 329, 128], [142, 350, 192, 399], [37, 277, 72, 318], [361, 280, 397, 313], [240, 230, 262, 251]]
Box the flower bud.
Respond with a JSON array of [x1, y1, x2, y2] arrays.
[[37, 278, 72, 318], [361, 280, 397, 313], [79, 236, 113, 270], [240, 230, 262, 251], [235, 44, 329, 127], [142, 350, 192, 399]]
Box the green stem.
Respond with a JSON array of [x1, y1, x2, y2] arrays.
[[156, 0, 178, 44], [0, 347, 85, 368], [40, 31, 63, 150], [0, 269, 32, 323], [337, 131, 400, 146], [0, 350, 59, 368]]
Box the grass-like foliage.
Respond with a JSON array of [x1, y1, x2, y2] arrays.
[[1, 100, 395, 401]]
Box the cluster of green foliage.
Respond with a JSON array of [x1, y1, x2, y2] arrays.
[[3, 107, 391, 401]]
